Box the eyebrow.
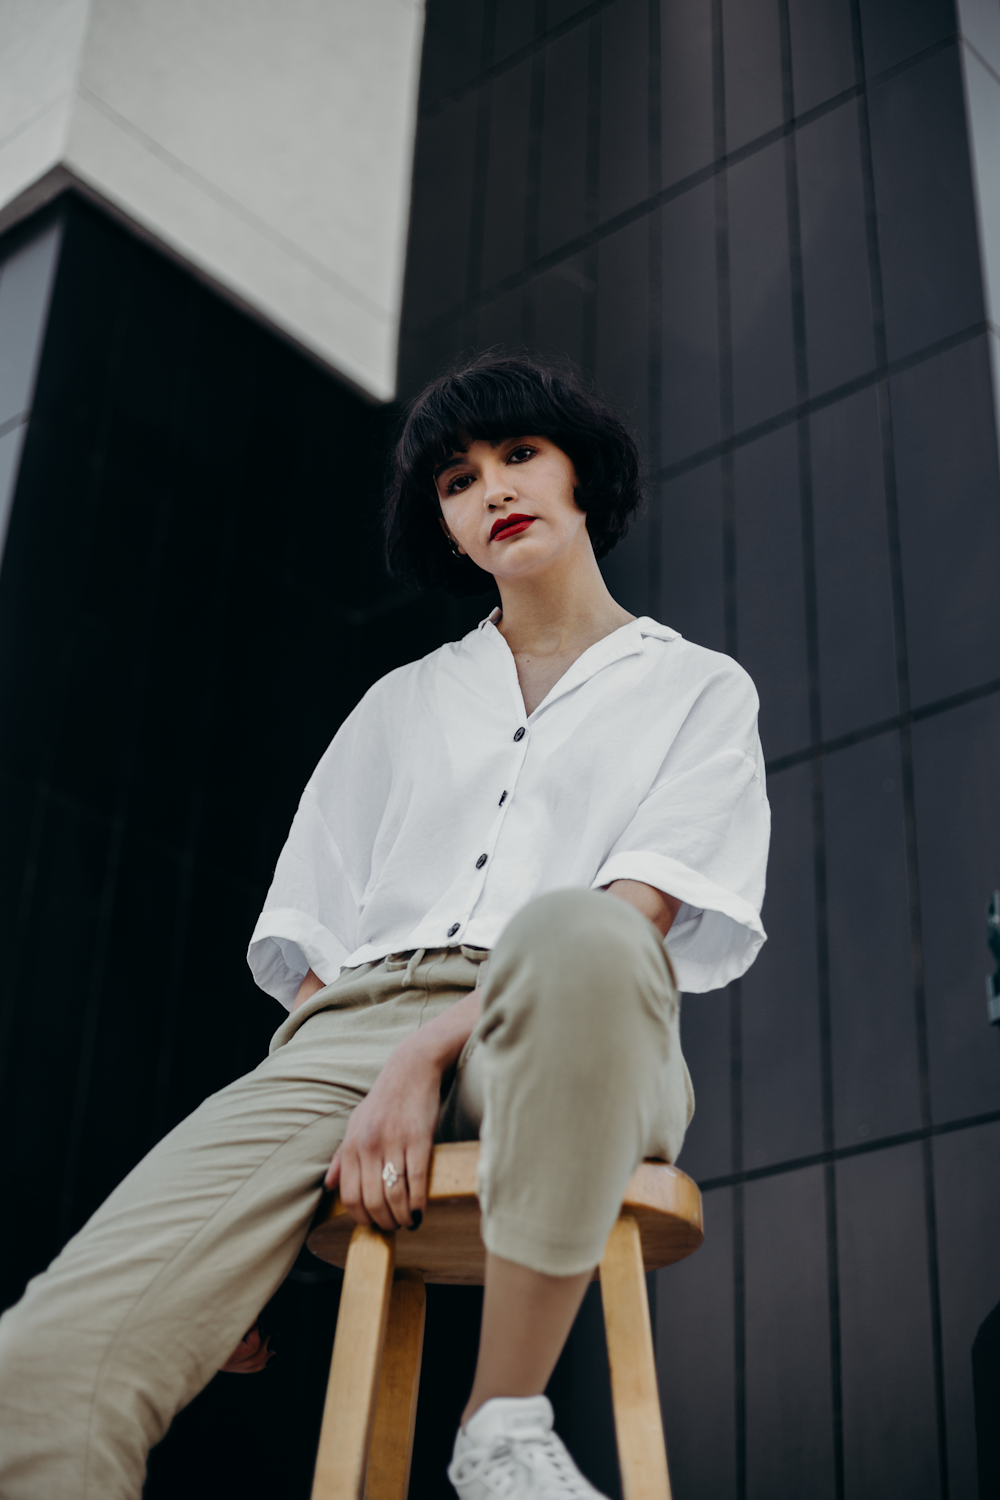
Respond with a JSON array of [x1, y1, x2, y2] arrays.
[[432, 454, 468, 481]]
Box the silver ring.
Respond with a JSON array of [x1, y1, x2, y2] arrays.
[[381, 1161, 399, 1189]]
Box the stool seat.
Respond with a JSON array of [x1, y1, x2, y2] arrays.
[[307, 1141, 703, 1284], [305, 1143, 703, 1500]]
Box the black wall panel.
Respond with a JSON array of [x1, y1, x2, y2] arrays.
[[660, 181, 720, 467], [596, 220, 651, 447], [720, 0, 784, 153], [494, 0, 537, 63], [740, 763, 825, 1170], [659, 0, 715, 187], [599, 0, 652, 222], [824, 735, 920, 1147], [727, 143, 797, 433], [744, 1167, 835, 1500], [891, 336, 1000, 709], [400, 96, 479, 323], [534, 254, 593, 367], [538, 25, 595, 256], [656, 1187, 738, 1499], [788, 0, 856, 114], [482, 58, 535, 288], [734, 426, 810, 757], [868, 46, 983, 363], [797, 102, 875, 397], [809, 389, 897, 740], [658, 461, 726, 653], [837, 1144, 942, 1498]]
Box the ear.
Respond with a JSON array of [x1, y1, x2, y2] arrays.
[[438, 515, 466, 556]]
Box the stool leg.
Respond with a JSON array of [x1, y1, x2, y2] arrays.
[[364, 1272, 427, 1500], [311, 1223, 395, 1500], [599, 1214, 673, 1500]]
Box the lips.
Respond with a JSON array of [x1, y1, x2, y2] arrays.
[[490, 513, 536, 541]]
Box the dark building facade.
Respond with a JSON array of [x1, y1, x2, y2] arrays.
[[1, 2, 999, 1498], [402, 3, 1000, 1498]]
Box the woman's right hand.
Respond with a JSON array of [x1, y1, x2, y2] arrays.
[[324, 986, 481, 1230]]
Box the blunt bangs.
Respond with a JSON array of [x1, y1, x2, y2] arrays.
[[383, 354, 642, 596]]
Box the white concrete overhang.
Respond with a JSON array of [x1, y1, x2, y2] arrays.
[[0, 0, 426, 402]]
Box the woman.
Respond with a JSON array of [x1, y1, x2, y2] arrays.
[[0, 355, 769, 1500]]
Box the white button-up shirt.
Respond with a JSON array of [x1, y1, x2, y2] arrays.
[[248, 614, 770, 1008]]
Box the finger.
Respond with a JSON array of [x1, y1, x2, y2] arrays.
[[379, 1148, 413, 1229], [221, 1325, 265, 1373], [404, 1139, 431, 1221], [338, 1144, 372, 1227], [222, 1334, 274, 1374], [360, 1146, 398, 1232], [324, 1146, 342, 1193]]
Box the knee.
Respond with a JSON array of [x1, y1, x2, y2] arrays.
[[496, 886, 656, 962], [486, 887, 669, 1024]]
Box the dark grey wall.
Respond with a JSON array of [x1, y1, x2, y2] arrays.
[[402, 2, 1000, 1497]]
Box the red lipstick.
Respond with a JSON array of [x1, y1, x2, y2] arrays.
[[490, 513, 535, 541]]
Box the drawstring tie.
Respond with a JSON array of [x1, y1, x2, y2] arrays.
[[402, 947, 426, 988]]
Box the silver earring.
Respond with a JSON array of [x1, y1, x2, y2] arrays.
[[447, 538, 462, 559]]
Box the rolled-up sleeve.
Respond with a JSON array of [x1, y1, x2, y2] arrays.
[[592, 666, 770, 992], [247, 681, 396, 1008]]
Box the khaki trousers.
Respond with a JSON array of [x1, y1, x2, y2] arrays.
[[0, 889, 691, 1500]]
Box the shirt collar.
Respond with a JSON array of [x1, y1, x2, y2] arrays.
[[635, 616, 679, 642], [478, 609, 678, 642], [474, 613, 679, 715]]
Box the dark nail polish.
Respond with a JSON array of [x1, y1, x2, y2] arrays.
[[407, 1209, 423, 1232]]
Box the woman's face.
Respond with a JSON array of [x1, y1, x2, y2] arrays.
[[434, 435, 589, 581]]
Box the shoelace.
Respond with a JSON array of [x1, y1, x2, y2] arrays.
[[528, 1434, 594, 1496], [452, 1440, 523, 1496], [454, 1434, 594, 1498]]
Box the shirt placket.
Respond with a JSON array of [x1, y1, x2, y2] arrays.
[[443, 715, 532, 943]]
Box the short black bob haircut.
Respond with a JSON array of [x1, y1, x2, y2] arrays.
[[383, 354, 642, 597]]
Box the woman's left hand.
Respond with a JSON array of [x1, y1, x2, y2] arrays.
[[220, 1323, 275, 1374], [324, 987, 481, 1231]]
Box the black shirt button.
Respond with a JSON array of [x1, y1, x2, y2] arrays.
[[476, 853, 488, 869], [447, 922, 460, 938], [513, 727, 525, 741]]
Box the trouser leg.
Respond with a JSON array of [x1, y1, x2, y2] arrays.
[[0, 1046, 352, 1500], [450, 888, 693, 1277], [0, 1006, 392, 1500]]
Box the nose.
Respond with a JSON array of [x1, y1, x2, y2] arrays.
[[483, 463, 516, 509]]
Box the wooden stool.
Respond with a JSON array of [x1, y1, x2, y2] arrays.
[[305, 1141, 703, 1500]]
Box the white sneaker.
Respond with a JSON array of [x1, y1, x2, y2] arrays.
[[447, 1395, 609, 1499]]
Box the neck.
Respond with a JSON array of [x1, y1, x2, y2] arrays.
[[494, 540, 634, 655]]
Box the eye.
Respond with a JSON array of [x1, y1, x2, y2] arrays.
[[445, 472, 475, 494], [507, 445, 536, 464]]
